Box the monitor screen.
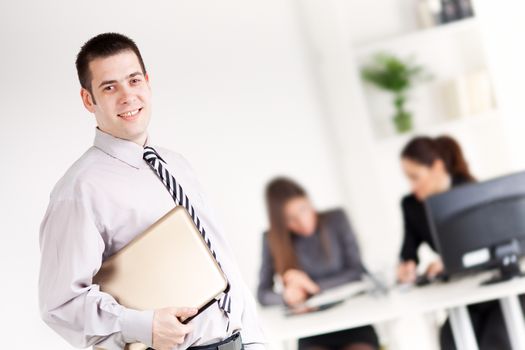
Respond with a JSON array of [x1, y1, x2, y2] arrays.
[[425, 171, 525, 279]]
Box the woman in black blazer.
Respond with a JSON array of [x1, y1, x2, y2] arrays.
[[397, 135, 512, 350]]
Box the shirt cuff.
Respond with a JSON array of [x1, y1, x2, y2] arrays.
[[120, 308, 154, 346]]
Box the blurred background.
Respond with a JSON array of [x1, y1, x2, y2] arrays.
[[2, 0, 525, 348]]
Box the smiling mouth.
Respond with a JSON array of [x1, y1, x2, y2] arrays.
[[117, 107, 143, 118]]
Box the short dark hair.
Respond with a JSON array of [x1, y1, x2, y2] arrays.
[[75, 33, 147, 96]]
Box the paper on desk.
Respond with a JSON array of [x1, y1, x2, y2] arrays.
[[304, 280, 372, 307]]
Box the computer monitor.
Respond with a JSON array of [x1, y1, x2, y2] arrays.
[[424, 171, 525, 285]]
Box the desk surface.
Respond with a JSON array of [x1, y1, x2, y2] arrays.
[[258, 272, 525, 342]]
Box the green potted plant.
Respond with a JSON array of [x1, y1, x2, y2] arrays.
[[362, 53, 431, 133]]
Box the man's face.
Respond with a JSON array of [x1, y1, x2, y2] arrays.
[[81, 50, 152, 145]]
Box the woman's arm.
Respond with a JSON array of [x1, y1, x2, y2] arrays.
[[315, 209, 364, 290], [400, 197, 423, 263]]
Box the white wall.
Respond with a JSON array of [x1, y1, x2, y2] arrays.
[[473, 0, 525, 172], [0, 1, 345, 348]]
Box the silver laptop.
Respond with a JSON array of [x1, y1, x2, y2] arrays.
[[93, 205, 229, 321]]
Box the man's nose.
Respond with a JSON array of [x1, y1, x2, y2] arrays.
[[118, 86, 137, 105]]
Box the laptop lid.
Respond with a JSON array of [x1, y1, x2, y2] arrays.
[[93, 205, 228, 320]]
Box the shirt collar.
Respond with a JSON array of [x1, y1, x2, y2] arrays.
[[93, 127, 151, 169]]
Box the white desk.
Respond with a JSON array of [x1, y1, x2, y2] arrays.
[[258, 272, 525, 350]]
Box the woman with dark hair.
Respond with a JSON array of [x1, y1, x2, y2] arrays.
[[397, 135, 475, 282], [398, 135, 512, 350], [257, 177, 379, 350]]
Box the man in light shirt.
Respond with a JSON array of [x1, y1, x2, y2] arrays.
[[38, 32, 265, 350]]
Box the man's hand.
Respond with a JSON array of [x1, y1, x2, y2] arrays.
[[152, 307, 197, 350], [282, 269, 320, 295]]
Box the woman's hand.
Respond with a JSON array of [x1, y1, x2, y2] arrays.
[[282, 285, 309, 306], [282, 269, 320, 295], [397, 260, 417, 284], [425, 259, 444, 278]]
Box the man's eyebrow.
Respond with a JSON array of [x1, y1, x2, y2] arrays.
[[98, 79, 118, 88], [98, 72, 144, 88]]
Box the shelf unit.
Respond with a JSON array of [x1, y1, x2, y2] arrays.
[[355, 17, 478, 58], [353, 17, 497, 140]]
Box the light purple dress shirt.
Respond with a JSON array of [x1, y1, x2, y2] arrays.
[[38, 128, 265, 349]]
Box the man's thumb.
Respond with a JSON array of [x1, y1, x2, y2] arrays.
[[173, 307, 199, 318]]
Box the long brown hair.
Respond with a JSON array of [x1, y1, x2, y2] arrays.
[[401, 135, 475, 182], [265, 177, 329, 276]]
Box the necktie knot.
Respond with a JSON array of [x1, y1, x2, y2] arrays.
[[143, 146, 165, 164]]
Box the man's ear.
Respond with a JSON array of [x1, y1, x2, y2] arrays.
[[80, 88, 96, 113], [145, 73, 151, 90]]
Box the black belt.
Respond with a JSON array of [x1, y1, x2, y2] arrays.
[[188, 332, 243, 350]]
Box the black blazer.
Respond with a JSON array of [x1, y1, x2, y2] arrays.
[[399, 176, 471, 263]]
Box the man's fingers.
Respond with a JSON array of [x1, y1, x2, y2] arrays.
[[172, 307, 199, 318], [180, 322, 194, 335], [152, 307, 197, 350], [173, 308, 198, 328]]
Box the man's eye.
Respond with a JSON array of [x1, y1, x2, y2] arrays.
[[131, 78, 142, 84], [103, 86, 114, 92]]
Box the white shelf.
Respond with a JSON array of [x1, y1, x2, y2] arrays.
[[374, 108, 500, 151], [353, 15, 492, 141], [354, 17, 479, 58]]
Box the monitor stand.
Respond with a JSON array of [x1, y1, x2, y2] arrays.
[[482, 254, 525, 285]]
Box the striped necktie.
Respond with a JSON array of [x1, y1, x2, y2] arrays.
[[143, 146, 232, 315]]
